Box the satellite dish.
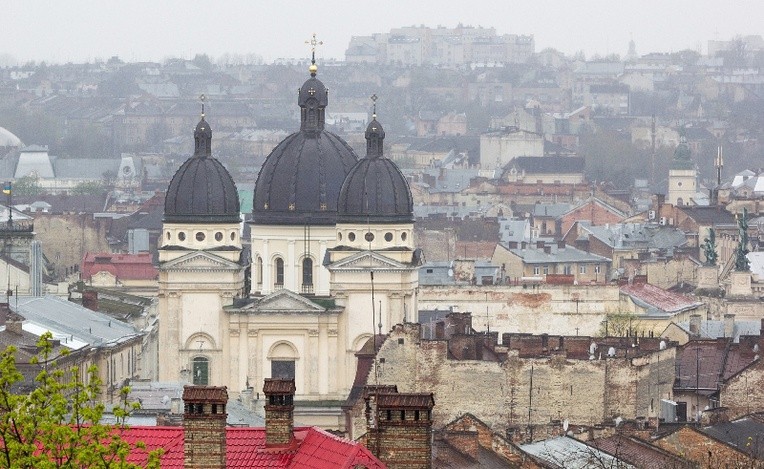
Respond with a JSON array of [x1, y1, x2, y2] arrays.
[[607, 347, 616, 357], [448, 269, 454, 277], [659, 340, 667, 350], [563, 419, 569, 431]]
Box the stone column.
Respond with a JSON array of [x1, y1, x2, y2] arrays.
[[261, 240, 270, 295], [287, 240, 296, 291]]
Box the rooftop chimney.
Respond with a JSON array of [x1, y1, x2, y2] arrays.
[[263, 378, 296, 447], [689, 314, 701, 336], [182, 385, 228, 469], [724, 314, 735, 339], [367, 392, 435, 469], [82, 290, 98, 312]]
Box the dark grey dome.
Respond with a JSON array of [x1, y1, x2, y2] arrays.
[[252, 69, 358, 225], [164, 116, 240, 223], [337, 116, 413, 223]]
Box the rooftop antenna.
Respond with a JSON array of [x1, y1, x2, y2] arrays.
[[199, 94, 206, 118]]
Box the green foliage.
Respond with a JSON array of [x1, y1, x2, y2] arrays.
[[71, 181, 106, 196], [12, 175, 42, 197], [0, 332, 162, 468]]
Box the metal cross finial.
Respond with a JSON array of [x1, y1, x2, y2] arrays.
[[200, 94, 206, 117], [305, 33, 324, 64], [370, 93, 378, 117]]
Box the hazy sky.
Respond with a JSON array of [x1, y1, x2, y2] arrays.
[[5, 0, 763, 64]]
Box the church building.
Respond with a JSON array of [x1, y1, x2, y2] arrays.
[[158, 58, 420, 428], [667, 130, 697, 206]]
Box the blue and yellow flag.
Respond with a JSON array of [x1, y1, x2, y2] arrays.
[[2, 182, 10, 195]]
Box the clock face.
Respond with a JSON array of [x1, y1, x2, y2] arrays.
[[122, 166, 131, 175]]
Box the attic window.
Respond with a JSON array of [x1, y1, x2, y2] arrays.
[[94, 256, 110, 264]]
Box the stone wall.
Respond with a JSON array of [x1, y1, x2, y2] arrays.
[[419, 284, 621, 336], [719, 358, 764, 420], [369, 323, 676, 435], [32, 213, 110, 279]]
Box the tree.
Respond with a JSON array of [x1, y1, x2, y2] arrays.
[[71, 180, 106, 196], [12, 175, 42, 197], [0, 333, 162, 468]]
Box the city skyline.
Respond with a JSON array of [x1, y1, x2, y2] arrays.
[[5, 0, 764, 65]]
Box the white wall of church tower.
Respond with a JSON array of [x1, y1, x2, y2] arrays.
[[667, 168, 697, 206], [250, 224, 336, 296]]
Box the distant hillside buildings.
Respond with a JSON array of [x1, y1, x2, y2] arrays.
[[346, 25, 535, 66]]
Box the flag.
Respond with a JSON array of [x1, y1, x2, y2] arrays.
[[2, 182, 10, 195]]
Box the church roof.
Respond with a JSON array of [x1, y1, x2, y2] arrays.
[[252, 65, 358, 226], [164, 115, 240, 224], [337, 115, 413, 223]]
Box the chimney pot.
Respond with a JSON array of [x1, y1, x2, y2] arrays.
[[263, 378, 296, 447]]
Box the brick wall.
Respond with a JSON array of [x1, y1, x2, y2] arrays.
[[371, 410, 432, 469], [183, 403, 226, 469]]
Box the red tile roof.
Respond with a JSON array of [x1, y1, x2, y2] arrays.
[[81, 252, 158, 281], [121, 425, 385, 468]]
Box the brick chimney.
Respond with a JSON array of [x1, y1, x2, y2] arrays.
[[81, 290, 98, 312], [263, 378, 296, 447], [367, 392, 435, 469], [182, 385, 228, 469]]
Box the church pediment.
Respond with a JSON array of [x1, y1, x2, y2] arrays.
[[243, 289, 328, 313], [327, 251, 408, 271], [161, 251, 241, 271]]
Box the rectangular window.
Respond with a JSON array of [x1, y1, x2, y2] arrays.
[[595, 265, 601, 274], [533, 266, 540, 275], [563, 265, 572, 275], [271, 360, 295, 380], [543, 265, 549, 275], [579, 265, 587, 274]]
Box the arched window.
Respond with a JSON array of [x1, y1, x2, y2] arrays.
[[192, 357, 209, 385], [677, 197, 684, 206], [256, 256, 263, 288], [302, 258, 313, 293], [275, 257, 284, 288], [269, 342, 298, 380]]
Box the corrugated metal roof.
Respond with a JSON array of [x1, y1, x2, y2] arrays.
[[521, 436, 635, 469], [14, 295, 141, 348], [620, 283, 702, 315]]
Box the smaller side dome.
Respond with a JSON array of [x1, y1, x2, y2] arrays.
[[338, 113, 413, 223], [164, 115, 240, 224]]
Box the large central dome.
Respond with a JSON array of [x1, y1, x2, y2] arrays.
[[252, 65, 358, 226]]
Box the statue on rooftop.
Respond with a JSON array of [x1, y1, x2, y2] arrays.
[[702, 228, 718, 266], [734, 208, 750, 272]]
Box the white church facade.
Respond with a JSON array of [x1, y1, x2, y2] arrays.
[[157, 61, 420, 428]]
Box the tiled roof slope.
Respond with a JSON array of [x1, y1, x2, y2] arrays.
[[121, 426, 385, 468]]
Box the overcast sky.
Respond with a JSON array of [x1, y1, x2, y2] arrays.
[[5, 0, 763, 64]]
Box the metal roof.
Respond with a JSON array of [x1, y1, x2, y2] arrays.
[[13, 295, 141, 348]]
